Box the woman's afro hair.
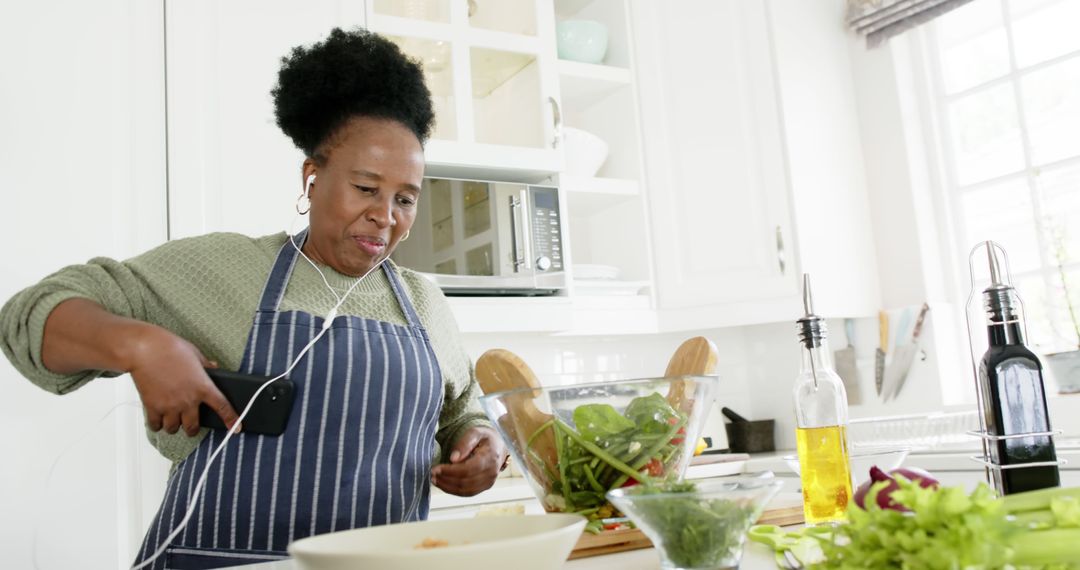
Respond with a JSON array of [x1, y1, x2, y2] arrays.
[[272, 27, 434, 158]]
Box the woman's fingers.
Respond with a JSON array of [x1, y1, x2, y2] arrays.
[[202, 381, 241, 432], [161, 412, 182, 434], [145, 410, 164, 433], [180, 408, 201, 437], [432, 441, 502, 496]]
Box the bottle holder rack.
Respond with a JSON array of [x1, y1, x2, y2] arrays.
[[966, 429, 1068, 470]]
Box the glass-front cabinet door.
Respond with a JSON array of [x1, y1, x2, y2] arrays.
[[368, 0, 562, 177]]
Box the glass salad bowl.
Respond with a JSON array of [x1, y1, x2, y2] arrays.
[[479, 376, 719, 526], [608, 478, 783, 570]]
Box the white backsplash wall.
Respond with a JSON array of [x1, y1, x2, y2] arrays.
[[460, 305, 992, 453]]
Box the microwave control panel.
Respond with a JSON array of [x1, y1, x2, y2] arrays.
[[529, 186, 563, 272]]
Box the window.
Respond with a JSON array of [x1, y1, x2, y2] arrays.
[[928, 0, 1080, 352]]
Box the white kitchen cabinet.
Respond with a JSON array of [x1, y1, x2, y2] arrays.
[[631, 0, 880, 330], [369, 0, 563, 179], [633, 0, 798, 330], [164, 0, 369, 239]]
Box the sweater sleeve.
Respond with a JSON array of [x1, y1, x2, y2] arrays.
[[0, 256, 156, 394], [397, 269, 492, 464]]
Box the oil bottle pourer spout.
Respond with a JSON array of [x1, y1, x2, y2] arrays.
[[986, 240, 1007, 287], [802, 273, 815, 317]]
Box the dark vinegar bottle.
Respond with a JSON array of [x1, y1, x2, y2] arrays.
[[978, 246, 1060, 495]]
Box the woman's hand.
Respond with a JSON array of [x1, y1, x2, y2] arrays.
[[127, 326, 241, 436], [431, 426, 508, 497], [41, 298, 240, 437]]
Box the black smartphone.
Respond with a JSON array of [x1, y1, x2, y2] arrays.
[[198, 368, 295, 436]]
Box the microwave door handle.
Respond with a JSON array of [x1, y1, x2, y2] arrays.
[[509, 194, 526, 272], [519, 189, 533, 271]]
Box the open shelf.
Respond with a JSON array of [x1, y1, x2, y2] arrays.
[[563, 176, 640, 212], [557, 60, 632, 109]]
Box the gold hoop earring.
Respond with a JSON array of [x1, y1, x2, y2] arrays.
[[296, 193, 311, 215], [400, 230, 410, 242]]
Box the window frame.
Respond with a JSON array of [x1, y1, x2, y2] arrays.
[[920, 0, 1080, 353]]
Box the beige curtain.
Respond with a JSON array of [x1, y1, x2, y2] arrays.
[[847, 0, 978, 47]]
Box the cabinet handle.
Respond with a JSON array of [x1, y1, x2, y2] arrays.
[[548, 96, 562, 149], [775, 225, 786, 275]]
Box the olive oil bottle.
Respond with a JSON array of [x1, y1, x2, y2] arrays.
[[793, 275, 853, 525]]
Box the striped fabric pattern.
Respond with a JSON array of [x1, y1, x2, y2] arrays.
[[134, 232, 444, 569]]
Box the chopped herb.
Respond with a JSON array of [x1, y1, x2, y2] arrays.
[[618, 481, 756, 568]]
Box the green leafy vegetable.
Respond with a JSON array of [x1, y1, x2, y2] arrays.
[[573, 403, 635, 442], [815, 479, 1016, 569], [812, 478, 1080, 569], [623, 481, 756, 568], [624, 393, 680, 434], [528, 392, 688, 523]]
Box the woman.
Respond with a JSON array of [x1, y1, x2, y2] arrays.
[[0, 28, 506, 568]]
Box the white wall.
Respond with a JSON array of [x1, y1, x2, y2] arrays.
[[0, 2, 170, 569]]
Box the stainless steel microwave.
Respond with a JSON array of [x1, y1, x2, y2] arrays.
[[391, 177, 567, 296]]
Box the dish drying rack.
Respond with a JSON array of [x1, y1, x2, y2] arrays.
[[848, 410, 980, 452]]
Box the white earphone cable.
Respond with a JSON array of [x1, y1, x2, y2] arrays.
[[134, 192, 387, 568]]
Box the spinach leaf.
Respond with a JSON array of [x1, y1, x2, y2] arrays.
[[624, 393, 679, 435], [573, 403, 635, 443]]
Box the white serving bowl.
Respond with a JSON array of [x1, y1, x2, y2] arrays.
[[562, 126, 609, 176], [288, 513, 586, 570]]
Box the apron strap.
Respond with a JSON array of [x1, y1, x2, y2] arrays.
[[382, 263, 425, 330], [258, 230, 425, 330], [257, 230, 306, 313]]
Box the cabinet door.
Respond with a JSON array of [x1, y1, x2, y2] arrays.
[[165, 1, 368, 239], [633, 0, 798, 313], [1, 1, 168, 568], [368, 0, 563, 177]]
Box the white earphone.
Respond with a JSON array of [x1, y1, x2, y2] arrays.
[[306, 173, 316, 193]]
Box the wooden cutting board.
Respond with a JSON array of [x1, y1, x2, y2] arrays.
[[568, 504, 804, 560]]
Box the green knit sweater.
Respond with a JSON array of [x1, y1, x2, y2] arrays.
[[0, 231, 489, 468]]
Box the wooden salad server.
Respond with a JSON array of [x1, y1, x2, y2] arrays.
[[475, 349, 557, 486], [664, 336, 719, 413]]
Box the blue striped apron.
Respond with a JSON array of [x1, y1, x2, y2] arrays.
[[133, 232, 444, 569]]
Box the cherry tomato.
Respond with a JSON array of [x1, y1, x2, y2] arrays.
[[645, 458, 664, 477]]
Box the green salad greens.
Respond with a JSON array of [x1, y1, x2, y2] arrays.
[[805, 478, 1080, 569], [623, 481, 758, 568], [528, 392, 688, 526]]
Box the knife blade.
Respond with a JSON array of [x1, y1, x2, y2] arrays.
[[883, 303, 931, 401], [875, 310, 888, 397], [835, 318, 860, 405]]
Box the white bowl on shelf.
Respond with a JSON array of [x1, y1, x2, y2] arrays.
[[562, 127, 609, 177]]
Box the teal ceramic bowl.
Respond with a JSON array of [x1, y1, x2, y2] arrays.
[[556, 20, 608, 64]]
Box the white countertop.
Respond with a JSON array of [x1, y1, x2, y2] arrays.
[[220, 543, 782, 570], [218, 445, 1080, 570]]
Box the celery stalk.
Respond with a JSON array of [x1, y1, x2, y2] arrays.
[[1010, 528, 1080, 565], [1001, 486, 1080, 513]]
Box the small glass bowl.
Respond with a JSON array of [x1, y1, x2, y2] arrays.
[[607, 478, 783, 570]]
